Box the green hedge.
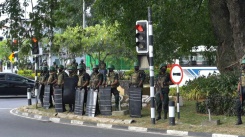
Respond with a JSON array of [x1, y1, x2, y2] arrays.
[[17, 69, 40, 80], [181, 71, 239, 116]]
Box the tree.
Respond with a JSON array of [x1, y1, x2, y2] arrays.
[[53, 0, 97, 28], [208, 0, 245, 72], [0, 40, 12, 63], [91, 0, 216, 65], [53, 22, 135, 67]]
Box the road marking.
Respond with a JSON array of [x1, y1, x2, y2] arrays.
[[0, 108, 13, 109]]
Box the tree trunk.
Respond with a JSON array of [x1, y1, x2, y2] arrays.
[[209, 0, 245, 72]]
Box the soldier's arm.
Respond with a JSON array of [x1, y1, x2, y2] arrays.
[[83, 73, 90, 87], [166, 73, 173, 86], [52, 74, 58, 84], [138, 71, 145, 87], [96, 73, 103, 88], [112, 73, 119, 86]]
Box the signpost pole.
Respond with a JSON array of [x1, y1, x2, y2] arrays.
[[177, 84, 180, 119], [170, 64, 183, 120]]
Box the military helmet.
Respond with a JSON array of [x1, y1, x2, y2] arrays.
[[108, 65, 115, 69], [159, 63, 167, 69], [49, 66, 55, 71], [92, 64, 99, 69], [58, 65, 64, 69], [241, 59, 245, 64], [77, 65, 84, 70], [42, 66, 48, 71], [133, 62, 139, 67]]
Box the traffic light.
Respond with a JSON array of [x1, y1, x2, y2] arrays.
[[8, 52, 14, 63], [135, 20, 148, 54], [31, 37, 39, 55]]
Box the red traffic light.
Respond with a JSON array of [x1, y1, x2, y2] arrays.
[[135, 24, 144, 32], [32, 37, 37, 43]]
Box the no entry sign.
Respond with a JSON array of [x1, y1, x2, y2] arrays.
[[170, 64, 183, 85]]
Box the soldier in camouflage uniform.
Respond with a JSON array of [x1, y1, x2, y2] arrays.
[[130, 62, 145, 88], [155, 63, 173, 121], [79, 59, 86, 70], [56, 65, 68, 87], [236, 59, 245, 125], [47, 66, 58, 108], [39, 66, 49, 107], [104, 65, 120, 110], [56, 65, 68, 111], [67, 66, 78, 112], [90, 65, 103, 115], [77, 65, 90, 114], [71, 59, 78, 69]]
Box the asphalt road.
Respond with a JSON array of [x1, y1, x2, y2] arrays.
[[0, 98, 187, 137]]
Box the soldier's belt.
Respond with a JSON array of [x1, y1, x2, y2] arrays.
[[161, 86, 169, 88]]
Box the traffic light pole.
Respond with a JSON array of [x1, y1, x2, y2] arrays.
[[148, 7, 155, 124], [35, 55, 38, 108]]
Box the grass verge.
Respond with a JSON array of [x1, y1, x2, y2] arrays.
[[19, 100, 245, 136]]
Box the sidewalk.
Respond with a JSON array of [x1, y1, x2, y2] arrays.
[[11, 106, 245, 137]]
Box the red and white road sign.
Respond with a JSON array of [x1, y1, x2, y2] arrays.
[[170, 64, 183, 85]]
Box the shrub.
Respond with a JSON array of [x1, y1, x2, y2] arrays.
[[17, 69, 40, 80], [182, 71, 239, 115]]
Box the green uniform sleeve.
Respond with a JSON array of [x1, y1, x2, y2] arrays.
[[140, 71, 146, 81], [115, 73, 119, 81]]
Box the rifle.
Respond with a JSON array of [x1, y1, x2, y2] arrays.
[[239, 68, 243, 111], [155, 78, 164, 110]]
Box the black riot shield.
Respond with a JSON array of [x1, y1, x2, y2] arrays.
[[63, 77, 77, 104], [86, 89, 98, 117], [54, 87, 63, 112], [74, 88, 86, 115], [43, 84, 51, 109], [99, 87, 112, 116], [38, 84, 43, 97], [129, 87, 142, 118]]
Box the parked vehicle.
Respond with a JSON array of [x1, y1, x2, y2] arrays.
[[0, 72, 35, 97]]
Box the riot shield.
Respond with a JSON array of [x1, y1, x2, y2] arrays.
[[86, 89, 98, 117], [63, 77, 77, 104], [99, 87, 112, 116], [43, 84, 51, 109], [74, 88, 85, 115], [129, 87, 142, 118], [38, 84, 43, 97], [54, 87, 63, 112]]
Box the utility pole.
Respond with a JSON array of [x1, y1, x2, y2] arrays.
[[83, 0, 86, 29]]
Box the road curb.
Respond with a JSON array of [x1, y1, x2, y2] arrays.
[[11, 108, 245, 137]]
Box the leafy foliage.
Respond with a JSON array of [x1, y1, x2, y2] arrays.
[[53, 23, 136, 66], [182, 71, 239, 115], [91, 0, 217, 65]]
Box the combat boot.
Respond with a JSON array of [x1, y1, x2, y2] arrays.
[[40, 98, 44, 107], [115, 104, 119, 111], [156, 112, 161, 121], [236, 116, 242, 125], [69, 104, 74, 112], [164, 112, 168, 119]]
